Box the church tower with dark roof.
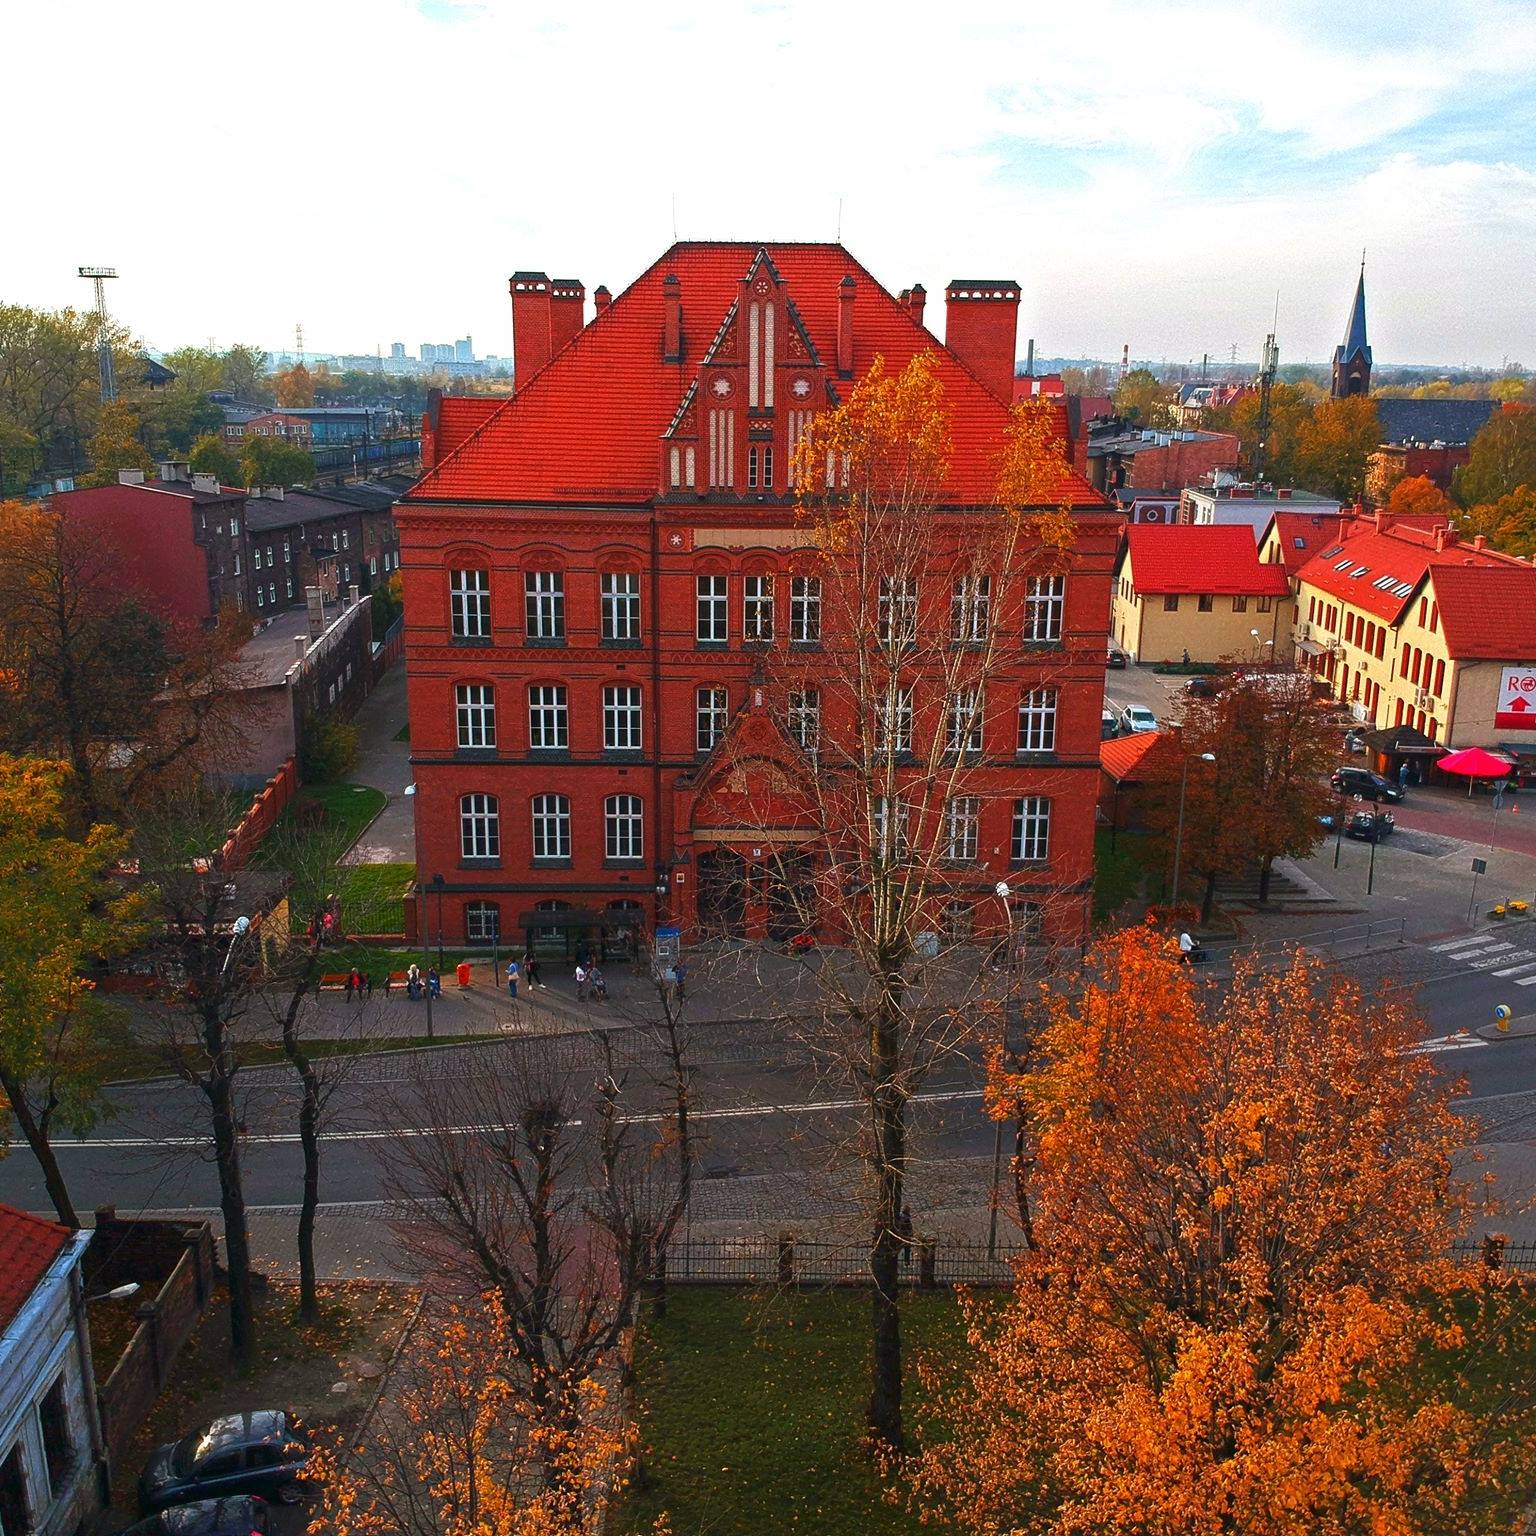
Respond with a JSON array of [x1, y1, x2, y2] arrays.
[[1331, 261, 1372, 398]]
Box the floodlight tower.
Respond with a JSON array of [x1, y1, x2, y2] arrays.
[[78, 266, 119, 402]]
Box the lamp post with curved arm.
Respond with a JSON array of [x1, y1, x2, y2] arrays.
[[1169, 752, 1217, 912]]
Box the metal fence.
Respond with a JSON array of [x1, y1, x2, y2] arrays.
[[1452, 1236, 1536, 1273], [665, 1236, 1024, 1289], [1202, 917, 1407, 969]]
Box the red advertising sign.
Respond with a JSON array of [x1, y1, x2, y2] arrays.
[[1495, 667, 1536, 731]]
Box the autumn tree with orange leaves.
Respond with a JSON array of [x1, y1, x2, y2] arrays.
[[310, 1294, 645, 1536], [910, 923, 1536, 1536]]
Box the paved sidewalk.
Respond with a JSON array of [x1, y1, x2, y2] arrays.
[[343, 661, 414, 865]]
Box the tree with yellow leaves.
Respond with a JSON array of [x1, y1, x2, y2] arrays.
[[0, 755, 149, 1226], [310, 1293, 644, 1536], [910, 923, 1536, 1535]]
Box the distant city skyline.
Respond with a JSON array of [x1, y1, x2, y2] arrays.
[[8, 0, 1535, 370]]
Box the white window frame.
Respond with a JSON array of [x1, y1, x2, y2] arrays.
[[1017, 687, 1058, 753], [465, 901, 500, 942], [878, 576, 918, 647], [602, 684, 643, 751], [531, 793, 571, 861], [790, 575, 821, 644], [696, 686, 728, 753], [459, 793, 500, 860], [528, 684, 568, 750], [1024, 574, 1065, 643], [450, 568, 491, 639], [1012, 796, 1051, 863], [601, 571, 641, 642], [788, 688, 820, 752], [873, 796, 910, 862], [743, 574, 775, 642], [947, 687, 984, 753], [945, 796, 980, 862], [697, 574, 728, 643], [605, 794, 644, 861], [455, 683, 496, 750], [524, 569, 565, 640], [877, 686, 914, 754], [951, 575, 991, 643]]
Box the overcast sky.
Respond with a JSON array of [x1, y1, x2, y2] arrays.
[[8, 0, 1535, 369]]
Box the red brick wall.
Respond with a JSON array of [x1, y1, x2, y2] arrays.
[[1127, 431, 1241, 491], [219, 758, 299, 870]]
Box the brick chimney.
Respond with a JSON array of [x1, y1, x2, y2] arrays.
[[510, 271, 553, 389], [594, 284, 612, 317], [550, 277, 586, 355], [906, 283, 926, 329], [944, 278, 1021, 403], [662, 274, 683, 362], [1474, 533, 1487, 550], [837, 276, 856, 377]]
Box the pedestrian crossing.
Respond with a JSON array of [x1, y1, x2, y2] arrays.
[[1427, 932, 1536, 984]]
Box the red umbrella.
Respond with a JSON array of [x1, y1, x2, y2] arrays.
[[1436, 746, 1512, 797]]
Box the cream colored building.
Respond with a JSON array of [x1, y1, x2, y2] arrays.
[[1111, 523, 1292, 665]]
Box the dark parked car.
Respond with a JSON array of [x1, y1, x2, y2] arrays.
[[1331, 766, 1405, 804], [118, 1497, 270, 1536], [1346, 809, 1395, 843], [1183, 676, 1218, 699], [140, 1413, 308, 1513], [1105, 648, 1127, 669]]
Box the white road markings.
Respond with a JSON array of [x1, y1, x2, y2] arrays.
[[1407, 1034, 1489, 1054], [1491, 959, 1536, 978]]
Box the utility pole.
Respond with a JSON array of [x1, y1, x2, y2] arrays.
[[78, 266, 118, 402]]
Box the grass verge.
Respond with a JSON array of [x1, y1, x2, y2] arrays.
[[104, 1030, 510, 1081], [258, 781, 387, 861], [619, 1288, 971, 1536], [1094, 828, 1162, 922]]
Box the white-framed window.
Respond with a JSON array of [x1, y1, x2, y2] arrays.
[[603, 684, 643, 750], [951, 575, 991, 643], [370, 558, 378, 577], [1025, 574, 1066, 643], [743, 574, 774, 642], [945, 796, 980, 862], [253, 548, 262, 571], [342, 530, 349, 550], [455, 683, 496, 749], [605, 794, 644, 861], [268, 583, 276, 605], [286, 576, 294, 598], [531, 794, 571, 861], [790, 575, 821, 643], [878, 576, 918, 647], [788, 688, 820, 752], [601, 571, 640, 641], [450, 568, 490, 638], [283, 536, 291, 560], [230, 515, 241, 535], [459, 793, 500, 860], [696, 686, 728, 752], [465, 901, 500, 942], [1017, 687, 1058, 753], [528, 684, 568, 749], [525, 569, 565, 639], [877, 687, 913, 754], [256, 587, 265, 608], [344, 661, 351, 682], [233, 552, 241, 575], [873, 796, 909, 862], [1012, 796, 1051, 862], [947, 687, 984, 753], [697, 574, 728, 642], [265, 545, 274, 567]]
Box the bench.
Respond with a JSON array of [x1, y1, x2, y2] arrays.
[[318, 973, 352, 992]]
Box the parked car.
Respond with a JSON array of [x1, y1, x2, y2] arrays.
[[1105, 648, 1127, 669], [1119, 704, 1158, 734], [1331, 766, 1405, 804], [1183, 676, 1218, 699], [117, 1498, 271, 1536], [140, 1413, 309, 1513], [1345, 809, 1395, 842], [1101, 709, 1119, 740]]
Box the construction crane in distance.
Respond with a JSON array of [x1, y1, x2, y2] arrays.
[[78, 266, 118, 402]]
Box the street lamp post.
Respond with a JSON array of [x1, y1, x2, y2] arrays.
[[432, 873, 446, 969], [986, 880, 1019, 1262], [1169, 753, 1218, 913]]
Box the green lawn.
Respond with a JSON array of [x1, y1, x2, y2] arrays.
[[288, 781, 387, 849], [394, 721, 411, 742], [1094, 828, 1163, 922], [620, 1288, 972, 1536], [336, 861, 415, 934]]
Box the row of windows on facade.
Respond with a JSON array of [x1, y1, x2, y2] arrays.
[[453, 682, 1062, 756], [456, 791, 1052, 866], [1305, 593, 1447, 696], [0, 1374, 75, 1536], [448, 570, 1067, 646], [1118, 576, 1274, 615], [459, 896, 647, 943]]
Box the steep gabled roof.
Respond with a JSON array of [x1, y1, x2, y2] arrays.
[[1375, 398, 1498, 447], [1258, 510, 1347, 575], [406, 242, 1106, 509], [1335, 266, 1371, 369], [0, 1204, 72, 1333], [1100, 730, 1180, 784], [1120, 524, 1291, 596], [1423, 563, 1536, 660]]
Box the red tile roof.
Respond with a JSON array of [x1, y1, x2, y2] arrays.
[[1121, 523, 1291, 596], [407, 242, 1106, 509], [431, 396, 503, 465], [1425, 563, 1536, 659], [1100, 730, 1179, 783], [0, 1204, 72, 1332], [1295, 522, 1521, 623], [1260, 510, 1348, 575]]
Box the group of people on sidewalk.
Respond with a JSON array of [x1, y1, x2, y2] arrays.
[[503, 951, 609, 1004]]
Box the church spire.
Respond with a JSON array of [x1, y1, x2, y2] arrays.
[[1331, 258, 1372, 398]]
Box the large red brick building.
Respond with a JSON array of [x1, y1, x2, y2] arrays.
[[397, 242, 1119, 954]]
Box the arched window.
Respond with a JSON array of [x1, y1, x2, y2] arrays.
[[459, 793, 500, 860], [604, 795, 644, 861], [455, 683, 496, 749]]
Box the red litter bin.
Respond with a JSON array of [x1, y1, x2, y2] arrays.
[[455, 961, 472, 989]]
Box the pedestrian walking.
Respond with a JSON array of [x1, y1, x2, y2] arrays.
[[428, 967, 441, 999], [1398, 761, 1410, 792], [343, 971, 355, 1000], [589, 964, 607, 1003], [524, 950, 540, 988], [897, 1204, 914, 1267], [506, 957, 520, 999], [674, 957, 688, 1003], [575, 960, 589, 1002]]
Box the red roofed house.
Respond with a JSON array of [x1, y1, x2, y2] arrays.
[[0, 1206, 106, 1536], [1293, 515, 1536, 746], [1099, 729, 1181, 830], [396, 242, 1120, 952], [1109, 524, 1293, 664]]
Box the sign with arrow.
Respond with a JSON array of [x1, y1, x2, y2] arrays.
[[1495, 667, 1536, 731]]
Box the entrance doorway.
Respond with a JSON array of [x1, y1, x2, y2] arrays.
[[765, 848, 816, 942], [697, 848, 748, 936]]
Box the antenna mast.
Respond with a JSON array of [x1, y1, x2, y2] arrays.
[[78, 266, 119, 402], [1253, 329, 1280, 484]]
